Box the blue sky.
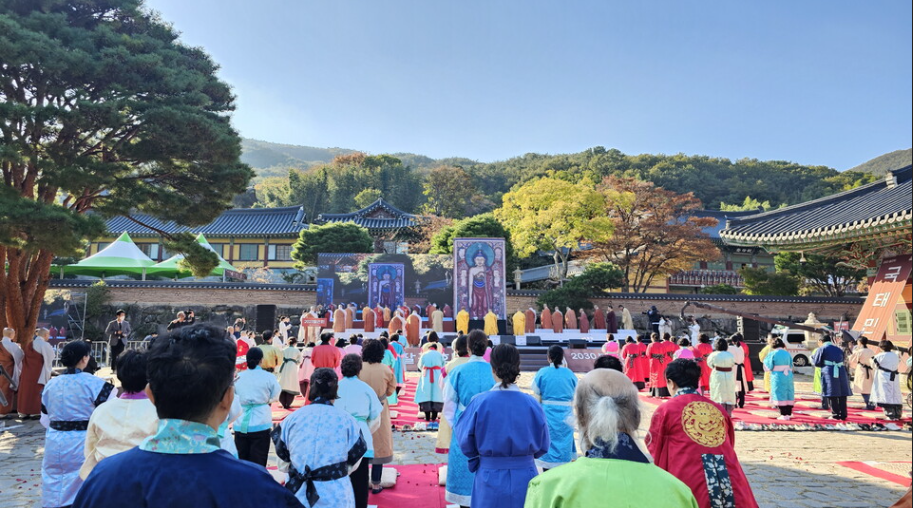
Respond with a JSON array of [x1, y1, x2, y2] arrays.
[[145, 0, 911, 169]]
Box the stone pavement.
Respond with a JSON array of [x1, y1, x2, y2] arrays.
[[1, 371, 909, 507]]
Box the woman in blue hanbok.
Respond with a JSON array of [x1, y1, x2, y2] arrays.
[[532, 345, 577, 469], [272, 368, 367, 508], [762, 338, 795, 420], [336, 354, 382, 508], [415, 344, 445, 423], [443, 331, 496, 507], [456, 344, 549, 508], [380, 337, 402, 405], [41, 341, 114, 508]]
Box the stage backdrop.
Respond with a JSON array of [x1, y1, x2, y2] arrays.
[[368, 263, 405, 309], [453, 238, 507, 320], [317, 253, 452, 309]]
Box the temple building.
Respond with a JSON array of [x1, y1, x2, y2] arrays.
[[721, 165, 912, 345], [316, 198, 424, 253]]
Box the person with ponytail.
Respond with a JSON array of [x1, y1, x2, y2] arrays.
[[233, 347, 281, 466], [41, 340, 114, 508], [454, 344, 549, 508], [526, 369, 698, 508], [648, 359, 759, 508], [532, 345, 578, 470]]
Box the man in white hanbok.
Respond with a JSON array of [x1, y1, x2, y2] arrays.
[[870, 340, 904, 420]]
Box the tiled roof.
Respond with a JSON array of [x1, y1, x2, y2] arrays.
[[104, 206, 306, 238], [720, 166, 912, 249], [317, 198, 422, 231]]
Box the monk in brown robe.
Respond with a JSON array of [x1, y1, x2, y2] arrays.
[[405, 312, 421, 346], [551, 308, 564, 333], [605, 305, 618, 333], [565, 308, 578, 330], [363, 306, 376, 333], [541, 305, 552, 332], [345, 305, 355, 329], [593, 306, 606, 330], [388, 312, 404, 336], [383, 306, 392, 323], [443, 304, 453, 318], [333, 305, 347, 333], [18, 328, 54, 417], [579, 309, 590, 333], [524, 308, 537, 334]]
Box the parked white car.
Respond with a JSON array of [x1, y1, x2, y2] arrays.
[[771, 326, 815, 367]]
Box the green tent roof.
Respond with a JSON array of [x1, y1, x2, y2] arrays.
[[56, 232, 155, 277], [151, 233, 238, 277]]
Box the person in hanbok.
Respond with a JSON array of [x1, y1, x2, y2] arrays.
[[406, 311, 422, 346], [278, 316, 292, 345], [659, 317, 673, 339], [343, 335, 363, 357], [278, 337, 302, 409], [729, 334, 750, 409], [362, 306, 375, 333], [707, 338, 737, 416], [673, 338, 695, 360], [848, 336, 876, 410], [73, 324, 300, 508], [455, 344, 549, 508], [551, 307, 564, 333], [734, 334, 755, 391], [649, 359, 759, 508], [41, 340, 114, 508], [525, 369, 698, 508], [602, 335, 621, 360], [762, 338, 795, 420], [870, 340, 904, 420], [436, 335, 470, 455], [299, 341, 315, 397], [693, 334, 713, 394], [811, 335, 852, 420], [687, 317, 701, 344], [646, 333, 671, 397], [635, 334, 651, 386], [234, 347, 281, 466], [605, 305, 617, 333], [336, 355, 382, 508], [358, 340, 396, 494], [578, 309, 590, 333], [621, 337, 645, 389], [757, 335, 775, 393], [512, 310, 526, 336], [444, 330, 496, 507], [565, 308, 577, 330], [416, 343, 445, 423], [18, 328, 56, 419], [811, 338, 829, 410], [387, 334, 407, 397], [0, 327, 23, 416], [80, 351, 158, 478], [532, 346, 577, 470], [484, 310, 499, 336], [379, 338, 401, 405], [311, 333, 343, 398], [218, 395, 242, 457], [271, 368, 366, 508]]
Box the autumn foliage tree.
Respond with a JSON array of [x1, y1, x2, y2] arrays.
[[0, 0, 252, 341], [588, 176, 720, 292]]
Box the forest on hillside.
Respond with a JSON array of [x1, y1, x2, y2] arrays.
[[250, 145, 878, 221]]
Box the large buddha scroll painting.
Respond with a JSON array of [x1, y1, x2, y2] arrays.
[[454, 238, 506, 320], [368, 263, 405, 309]]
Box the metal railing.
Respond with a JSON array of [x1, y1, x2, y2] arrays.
[[52, 339, 149, 369]]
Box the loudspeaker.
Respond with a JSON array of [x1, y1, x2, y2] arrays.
[[737, 317, 761, 343], [468, 319, 484, 334], [499, 335, 516, 345], [256, 305, 277, 331], [440, 334, 457, 346], [526, 335, 542, 346], [569, 339, 588, 349]]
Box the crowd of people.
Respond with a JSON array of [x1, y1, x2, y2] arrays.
[[13, 304, 910, 508]]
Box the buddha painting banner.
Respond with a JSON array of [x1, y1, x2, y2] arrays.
[[316, 278, 334, 307], [368, 263, 405, 309], [453, 238, 507, 320]]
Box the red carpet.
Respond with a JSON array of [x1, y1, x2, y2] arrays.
[[368, 464, 448, 508], [638, 391, 912, 431], [837, 462, 912, 486]]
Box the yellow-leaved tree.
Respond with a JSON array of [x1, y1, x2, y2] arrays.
[[494, 177, 613, 282]]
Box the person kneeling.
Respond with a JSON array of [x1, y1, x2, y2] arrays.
[[73, 324, 302, 508]]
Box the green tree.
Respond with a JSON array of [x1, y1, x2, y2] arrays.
[[495, 177, 613, 280], [429, 213, 519, 279], [422, 165, 491, 218], [291, 222, 373, 267], [739, 267, 800, 296], [720, 196, 775, 212], [354, 188, 383, 209], [536, 262, 624, 311], [700, 283, 740, 295], [0, 0, 252, 340], [774, 252, 865, 297]]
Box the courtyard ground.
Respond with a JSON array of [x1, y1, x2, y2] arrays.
[[1, 371, 909, 507]]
